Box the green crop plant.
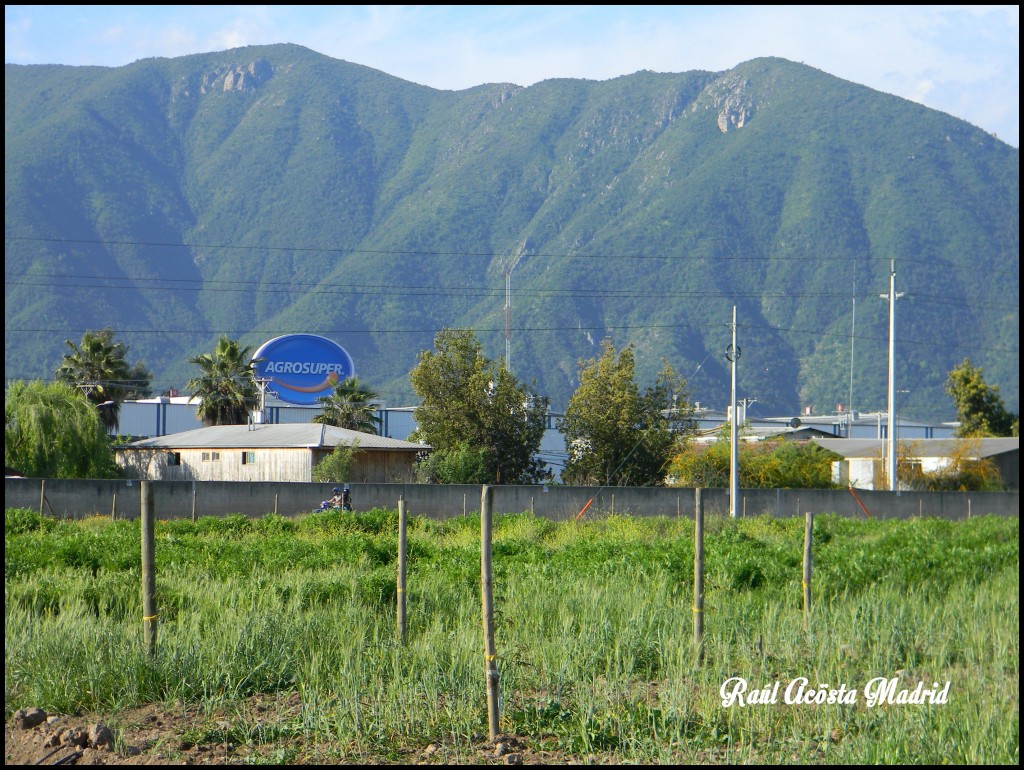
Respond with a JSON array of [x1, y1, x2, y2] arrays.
[[5, 506, 1018, 764]]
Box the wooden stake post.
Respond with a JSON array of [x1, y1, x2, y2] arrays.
[[397, 496, 407, 642], [141, 481, 158, 657], [693, 487, 705, 665], [480, 485, 500, 740], [803, 511, 813, 630]]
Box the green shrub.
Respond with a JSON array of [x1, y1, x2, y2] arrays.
[[4, 508, 55, 535], [668, 438, 840, 488]]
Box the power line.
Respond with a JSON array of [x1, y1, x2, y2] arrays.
[[3, 275, 890, 303], [8, 321, 722, 335], [6, 234, 995, 271], [6, 273, 1016, 312], [6, 237, 1017, 362], [0, 273, 871, 297], [6, 321, 1017, 356]]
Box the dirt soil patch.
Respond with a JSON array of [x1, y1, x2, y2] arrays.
[[6, 694, 600, 765]]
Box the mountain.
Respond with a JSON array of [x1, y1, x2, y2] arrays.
[[5, 44, 1019, 421]]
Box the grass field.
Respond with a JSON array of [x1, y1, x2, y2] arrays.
[[4, 506, 1019, 764]]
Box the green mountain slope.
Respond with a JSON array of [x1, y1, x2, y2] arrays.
[[5, 45, 1019, 420]]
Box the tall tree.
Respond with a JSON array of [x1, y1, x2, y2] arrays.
[[562, 340, 692, 486], [409, 328, 549, 484], [5, 380, 120, 478], [55, 328, 152, 431], [945, 358, 1018, 437], [185, 336, 259, 426], [313, 376, 382, 433]]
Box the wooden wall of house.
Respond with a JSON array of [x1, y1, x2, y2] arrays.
[[118, 447, 419, 483], [353, 451, 417, 483], [312, 449, 418, 483], [118, 447, 318, 482]]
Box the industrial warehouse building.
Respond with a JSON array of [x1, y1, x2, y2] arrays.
[[115, 423, 430, 483]]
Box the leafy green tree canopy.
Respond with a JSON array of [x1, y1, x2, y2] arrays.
[[313, 376, 382, 433], [409, 328, 549, 484], [415, 442, 491, 484], [561, 340, 692, 486], [55, 328, 152, 431], [5, 380, 120, 478], [186, 336, 259, 426], [945, 358, 1018, 437]]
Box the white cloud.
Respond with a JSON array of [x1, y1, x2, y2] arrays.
[[909, 79, 937, 104]]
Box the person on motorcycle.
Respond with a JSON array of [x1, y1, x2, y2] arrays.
[[341, 484, 353, 511], [328, 487, 344, 508]]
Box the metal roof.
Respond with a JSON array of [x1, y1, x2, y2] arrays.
[[812, 437, 1018, 459], [119, 423, 430, 451], [758, 413, 950, 429], [741, 425, 835, 439], [691, 425, 835, 443]]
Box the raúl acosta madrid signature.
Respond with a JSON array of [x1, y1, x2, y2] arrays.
[[719, 676, 951, 707]]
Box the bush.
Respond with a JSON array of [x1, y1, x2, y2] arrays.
[[4, 508, 56, 536], [668, 438, 839, 488]]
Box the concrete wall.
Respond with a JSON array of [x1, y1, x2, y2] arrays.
[[5, 477, 1018, 521]]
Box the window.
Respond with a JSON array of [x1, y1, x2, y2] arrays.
[[241, 451, 255, 465], [166, 452, 182, 466], [201, 451, 221, 462]]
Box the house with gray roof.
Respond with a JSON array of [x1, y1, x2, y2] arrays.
[[115, 423, 430, 483]]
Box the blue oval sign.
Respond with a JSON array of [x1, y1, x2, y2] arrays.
[[252, 334, 355, 406]]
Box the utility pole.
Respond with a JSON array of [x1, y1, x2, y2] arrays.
[[727, 306, 740, 518], [252, 377, 273, 428], [880, 260, 904, 491], [739, 397, 757, 425], [505, 268, 512, 370]]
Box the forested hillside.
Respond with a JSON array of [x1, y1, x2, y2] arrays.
[[5, 44, 1019, 419]]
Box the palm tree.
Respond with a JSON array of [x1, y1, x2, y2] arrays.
[[185, 336, 259, 426], [313, 376, 382, 434], [55, 328, 152, 432]]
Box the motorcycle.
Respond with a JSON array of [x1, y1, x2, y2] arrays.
[[317, 488, 353, 512]]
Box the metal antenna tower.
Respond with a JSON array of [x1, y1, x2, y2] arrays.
[[501, 241, 526, 372], [848, 271, 856, 437]]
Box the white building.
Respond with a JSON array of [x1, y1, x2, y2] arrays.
[[814, 437, 1019, 490]]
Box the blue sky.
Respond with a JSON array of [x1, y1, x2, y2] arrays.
[[5, 5, 1019, 147]]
